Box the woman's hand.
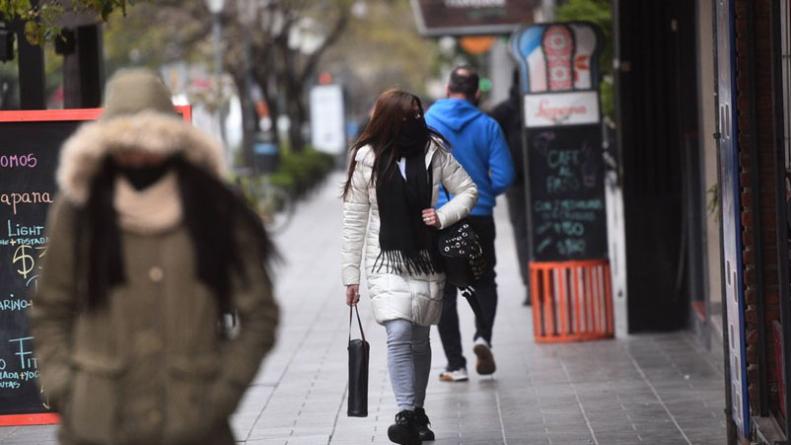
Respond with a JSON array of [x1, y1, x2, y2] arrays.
[[422, 208, 440, 228], [346, 284, 360, 306]]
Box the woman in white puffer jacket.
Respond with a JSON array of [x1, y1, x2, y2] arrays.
[[342, 89, 477, 445]]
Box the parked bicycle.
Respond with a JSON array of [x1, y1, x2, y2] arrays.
[[234, 167, 296, 234]]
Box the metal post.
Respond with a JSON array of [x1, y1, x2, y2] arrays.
[[213, 15, 222, 88], [63, 25, 104, 108], [15, 22, 45, 109], [542, 0, 556, 22], [212, 12, 229, 166]]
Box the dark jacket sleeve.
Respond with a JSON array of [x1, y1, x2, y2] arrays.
[[487, 119, 516, 196], [490, 101, 525, 184], [208, 216, 280, 418], [30, 198, 79, 410]]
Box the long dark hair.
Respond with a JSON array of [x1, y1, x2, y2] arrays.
[[77, 156, 276, 317], [342, 89, 445, 199]]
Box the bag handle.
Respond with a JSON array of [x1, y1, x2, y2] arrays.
[[349, 304, 366, 342]]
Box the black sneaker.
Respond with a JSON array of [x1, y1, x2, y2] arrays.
[[387, 410, 422, 445], [414, 407, 435, 441]]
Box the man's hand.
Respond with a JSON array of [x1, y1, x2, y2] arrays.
[[346, 284, 360, 306]]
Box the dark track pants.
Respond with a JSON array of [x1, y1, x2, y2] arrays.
[[438, 215, 498, 371]]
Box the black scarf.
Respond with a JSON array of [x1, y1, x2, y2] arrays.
[[116, 158, 175, 190], [77, 156, 276, 317], [373, 122, 440, 275]]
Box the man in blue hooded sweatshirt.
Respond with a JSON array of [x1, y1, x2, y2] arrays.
[[426, 66, 515, 382]]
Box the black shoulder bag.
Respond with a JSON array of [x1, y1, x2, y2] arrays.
[[347, 304, 369, 417], [437, 189, 486, 289]]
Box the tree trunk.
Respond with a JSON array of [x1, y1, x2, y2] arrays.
[[252, 62, 281, 152], [232, 72, 257, 168], [277, 43, 308, 152], [286, 95, 306, 152]]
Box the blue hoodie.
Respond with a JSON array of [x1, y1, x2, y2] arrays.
[[426, 98, 515, 216]]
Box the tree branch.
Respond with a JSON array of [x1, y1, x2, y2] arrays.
[[298, 5, 350, 85]]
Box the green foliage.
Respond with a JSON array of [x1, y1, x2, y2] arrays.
[[557, 0, 614, 119], [0, 0, 132, 44], [233, 147, 335, 200], [102, 4, 173, 74], [557, 0, 613, 62], [273, 148, 336, 195]]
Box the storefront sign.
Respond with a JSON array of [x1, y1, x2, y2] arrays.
[[524, 91, 600, 128], [511, 22, 598, 92], [411, 0, 539, 36], [309, 84, 346, 155], [512, 22, 606, 263]]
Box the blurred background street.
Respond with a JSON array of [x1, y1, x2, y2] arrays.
[[1, 0, 788, 443], [0, 174, 726, 444]]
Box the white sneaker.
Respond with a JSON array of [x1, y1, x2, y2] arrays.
[[439, 367, 469, 382], [473, 337, 496, 375]]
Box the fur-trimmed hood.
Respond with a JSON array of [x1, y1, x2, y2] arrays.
[[57, 111, 226, 205]]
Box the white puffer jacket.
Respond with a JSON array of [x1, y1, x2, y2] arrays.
[[342, 140, 478, 326]]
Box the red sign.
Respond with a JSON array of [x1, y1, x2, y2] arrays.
[[411, 0, 539, 36]]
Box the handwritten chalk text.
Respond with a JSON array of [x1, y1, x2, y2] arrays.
[[0, 153, 37, 169], [7, 220, 45, 238], [0, 192, 53, 215]]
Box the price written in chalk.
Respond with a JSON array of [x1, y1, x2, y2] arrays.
[[528, 126, 608, 261], [11, 244, 46, 288]]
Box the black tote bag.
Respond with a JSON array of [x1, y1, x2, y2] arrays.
[[347, 304, 369, 417]]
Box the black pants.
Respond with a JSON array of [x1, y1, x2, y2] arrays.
[[438, 215, 498, 371]]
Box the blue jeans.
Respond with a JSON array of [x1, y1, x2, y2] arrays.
[[384, 319, 431, 411]]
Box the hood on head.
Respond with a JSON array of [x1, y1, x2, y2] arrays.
[[101, 68, 177, 122], [427, 98, 482, 132], [56, 67, 225, 205], [57, 112, 225, 205]]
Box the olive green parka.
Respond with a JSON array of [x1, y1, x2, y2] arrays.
[[30, 74, 279, 445]]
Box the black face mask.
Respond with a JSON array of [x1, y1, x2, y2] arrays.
[[116, 158, 175, 191], [396, 116, 430, 157]]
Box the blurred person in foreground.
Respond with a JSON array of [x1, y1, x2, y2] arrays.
[[31, 68, 279, 445], [425, 66, 515, 382], [342, 89, 477, 444], [490, 69, 531, 306]]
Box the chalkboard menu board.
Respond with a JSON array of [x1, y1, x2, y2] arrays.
[[527, 124, 607, 262], [0, 110, 99, 422]]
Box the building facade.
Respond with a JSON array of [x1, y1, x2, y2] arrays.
[[711, 0, 791, 442]]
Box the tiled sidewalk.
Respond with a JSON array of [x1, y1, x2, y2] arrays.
[[0, 173, 726, 444]]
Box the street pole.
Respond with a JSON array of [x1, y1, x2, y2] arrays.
[[206, 0, 228, 165], [14, 20, 44, 109], [213, 14, 222, 95], [212, 13, 229, 162], [542, 0, 556, 22], [237, 0, 258, 170]]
